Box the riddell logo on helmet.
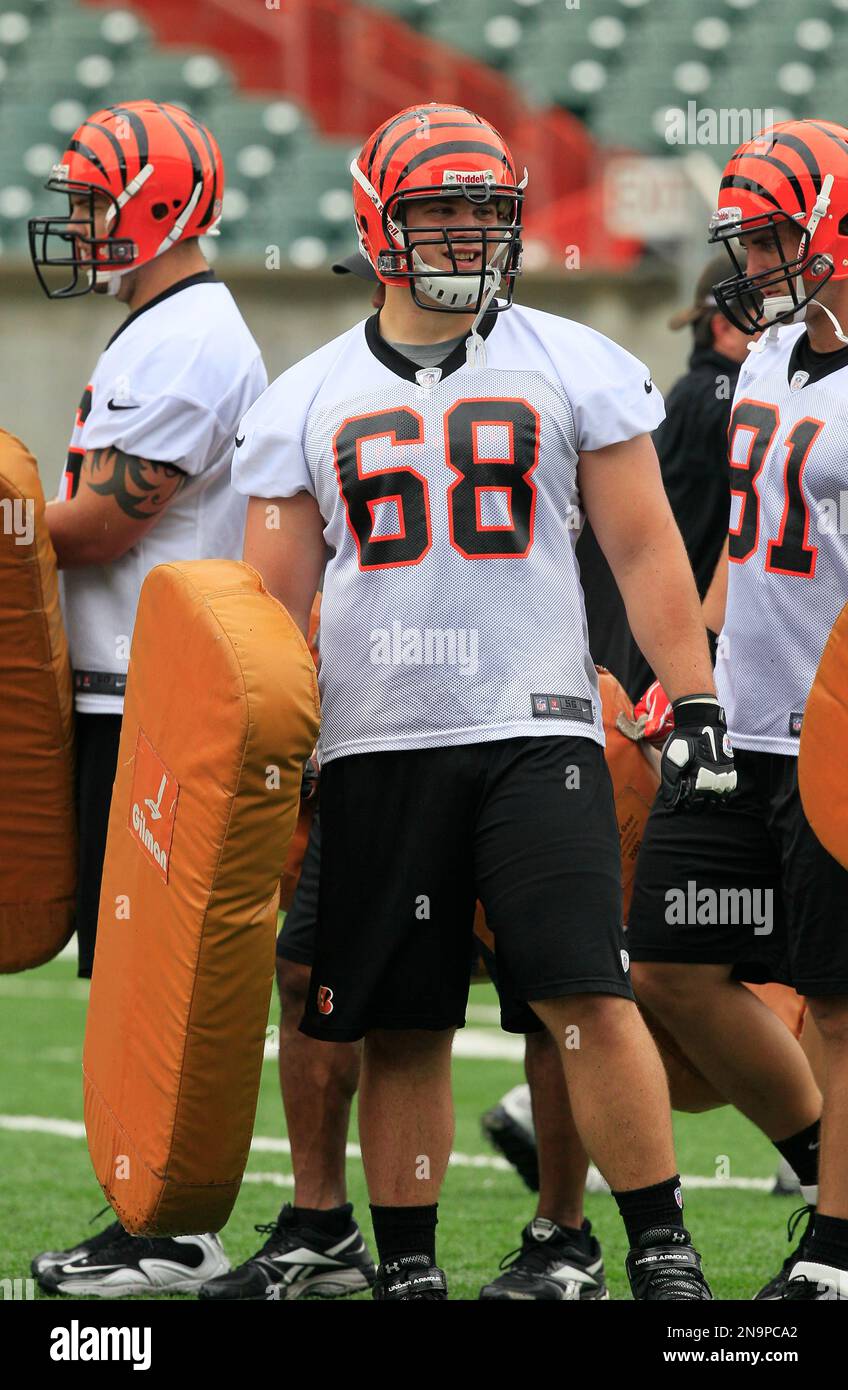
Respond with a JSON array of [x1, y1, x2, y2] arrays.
[[711, 206, 742, 228], [442, 169, 494, 186], [128, 729, 179, 884]]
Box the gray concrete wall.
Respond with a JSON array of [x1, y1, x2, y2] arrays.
[[0, 259, 689, 496]]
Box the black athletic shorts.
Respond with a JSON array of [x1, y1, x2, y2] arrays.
[[627, 748, 848, 996], [74, 711, 123, 979], [295, 736, 633, 1042], [278, 813, 543, 1034]]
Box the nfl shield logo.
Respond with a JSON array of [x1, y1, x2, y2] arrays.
[[790, 370, 809, 391], [415, 367, 442, 389]]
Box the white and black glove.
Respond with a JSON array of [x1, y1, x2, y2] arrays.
[[660, 695, 737, 810]]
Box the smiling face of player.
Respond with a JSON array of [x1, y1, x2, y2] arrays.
[[378, 191, 513, 344]]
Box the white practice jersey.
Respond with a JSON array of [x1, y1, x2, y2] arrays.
[[60, 272, 267, 713], [232, 303, 663, 764], [716, 323, 848, 755]]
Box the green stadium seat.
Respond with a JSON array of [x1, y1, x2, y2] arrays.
[[119, 50, 233, 112]]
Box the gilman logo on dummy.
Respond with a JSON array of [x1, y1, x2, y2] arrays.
[[128, 729, 179, 883]]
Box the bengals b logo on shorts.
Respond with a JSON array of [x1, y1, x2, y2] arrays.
[[317, 985, 334, 1015]]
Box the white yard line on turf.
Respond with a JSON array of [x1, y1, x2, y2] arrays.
[[0, 1115, 775, 1190], [32, 1029, 524, 1066]]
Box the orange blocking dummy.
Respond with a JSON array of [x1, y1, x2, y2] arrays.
[[83, 560, 320, 1234], [0, 429, 76, 972], [799, 598, 848, 871]]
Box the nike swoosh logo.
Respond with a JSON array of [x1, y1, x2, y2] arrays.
[[108, 399, 140, 410], [235, 434, 245, 447]]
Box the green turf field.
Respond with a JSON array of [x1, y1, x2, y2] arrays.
[[0, 953, 798, 1301]]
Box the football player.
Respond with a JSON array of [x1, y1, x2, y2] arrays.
[[197, 253, 608, 1304], [27, 100, 268, 1296], [233, 103, 735, 1301], [629, 119, 848, 1300]]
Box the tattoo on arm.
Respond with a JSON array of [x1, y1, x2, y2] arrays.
[[85, 447, 188, 520]]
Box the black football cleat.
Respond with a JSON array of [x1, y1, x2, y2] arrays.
[[373, 1254, 448, 1300], [754, 1205, 815, 1300], [37, 1228, 229, 1296], [198, 1204, 375, 1300], [479, 1216, 608, 1300], [780, 1261, 848, 1300], [32, 1215, 125, 1279], [626, 1227, 712, 1300], [481, 1085, 539, 1193]]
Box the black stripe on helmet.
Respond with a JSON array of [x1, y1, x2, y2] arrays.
[[367, 106, 477, 179], [106, 105, 150, 168], [378, 120, 494, 187], [154, 102, 204, 214], [66, 139, 109, 180], [802, 119, 848, 158], [719, 174, 783, 210], [739, 154, 806, 214], [180, 110, 219, 226], [82, 120, 128, 189], [765, 132, 822, 196], [396, 139, 513, 186]]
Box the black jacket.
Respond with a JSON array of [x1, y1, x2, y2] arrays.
[[578, 346, 738, 701]]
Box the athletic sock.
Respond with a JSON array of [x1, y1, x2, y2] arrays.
[[612, 1175, 686, 1248], [292, 1203, 353, 1238], [370, 1203, 438, 1266], [773, 1118, 821, 1190], [805, 1214, 848, 1272]]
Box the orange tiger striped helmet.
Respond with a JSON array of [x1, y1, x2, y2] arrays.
[[351, 103, 527, 314], [708, 118, 848, 333], [29, 101, 223, 299]]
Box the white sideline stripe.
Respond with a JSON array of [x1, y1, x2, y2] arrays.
[[2, 975, 502, 1021], [262, 1028, 524, 1063], [0, 1116, 774, 1189], [242, 1172, 295, 1189], [0, 978, 89, 1000]]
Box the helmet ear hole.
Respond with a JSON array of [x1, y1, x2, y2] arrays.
[[152, 201, 170, 220]]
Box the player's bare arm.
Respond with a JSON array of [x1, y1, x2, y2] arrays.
[[242, 491, 325, 638], [46, 446, 188, 567], [577, 431, 715, 702], [702, 537, 728, 634]]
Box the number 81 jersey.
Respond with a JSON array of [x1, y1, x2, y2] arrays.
[[232, 303, 663, 764], [717, 323, 848, 755]]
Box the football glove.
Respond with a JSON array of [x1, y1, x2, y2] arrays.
[[300, 750, 320, 804], [634, 679, 674, 746], [660, 694, 737, 809]]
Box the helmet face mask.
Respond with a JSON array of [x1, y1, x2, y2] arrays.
[[29, 178, 136, 299], [379, 183, 524, 314], [351, 103, 527, 318], [708, 119, 848, 336], [27, 102, 223, 302], [709, 210, 828, 333]]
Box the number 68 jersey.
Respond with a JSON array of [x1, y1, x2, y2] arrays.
[[232, 304, 663, 764], [717, 323, 848, 755]]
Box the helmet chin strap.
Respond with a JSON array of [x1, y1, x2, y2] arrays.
[[807, 297, 848, 346], [465, 268, 501, 367]]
